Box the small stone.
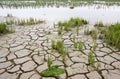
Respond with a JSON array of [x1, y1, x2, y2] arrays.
[[21, 61, 37, 72]]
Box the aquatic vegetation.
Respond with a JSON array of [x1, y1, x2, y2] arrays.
[[94, 22, 105, 27], [41, 56, 65, 77], [17, 18, 43, 26], [0, 22, 8, 34], [6, 13, 12, 17], [102, 23, 120, 49], [98, 29, 106, 39], [90, 29, 97, 41], [84, 29, 90, 35], [0, 0, 120, 8], [0, 22, 15, 34], [57, 18, 88, 35], [88, 52, 95, 67], [6, 19, 14, 25]]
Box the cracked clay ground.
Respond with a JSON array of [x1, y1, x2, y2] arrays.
[[0, 23, 120, 79]]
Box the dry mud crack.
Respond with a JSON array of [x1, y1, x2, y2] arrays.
[[0, 24, 120, 79]]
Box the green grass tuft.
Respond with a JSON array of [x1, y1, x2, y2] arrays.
[[57, 18, 88, 35], [41, 66, 65, 77], [102, 23, 120, 49], [88, 52, 95, 67], [0, 23, 8, 34], [94, 22, 105, 27]]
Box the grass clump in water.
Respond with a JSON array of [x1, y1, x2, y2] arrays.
[[57, 17, 88, 35], [94, 22, 105, 27], [0, 23, 8, 34], [84, 29, 90, 35], [101, 23, 120, 49], [17, 18, 43, 26], [90, 29, 98, 41]]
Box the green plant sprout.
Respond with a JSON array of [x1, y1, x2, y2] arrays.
[[88, 52, 95, 67]]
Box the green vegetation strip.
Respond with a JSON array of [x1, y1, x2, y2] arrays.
[[0, 23, 8, 34], [58, 18, 88, 35], [41, 66, 65, 77], [103, 23, 120, 49]]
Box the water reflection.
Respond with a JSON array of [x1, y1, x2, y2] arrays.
[[0, 0, 120, 9], [0, 0, 120, 24]]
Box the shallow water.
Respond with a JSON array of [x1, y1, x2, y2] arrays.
[[0, 1, 120, 24]]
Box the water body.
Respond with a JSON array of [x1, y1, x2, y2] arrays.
[[0, 1, 120, 24]]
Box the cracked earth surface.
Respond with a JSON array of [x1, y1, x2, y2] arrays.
[[0, 24, 120, 79]]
